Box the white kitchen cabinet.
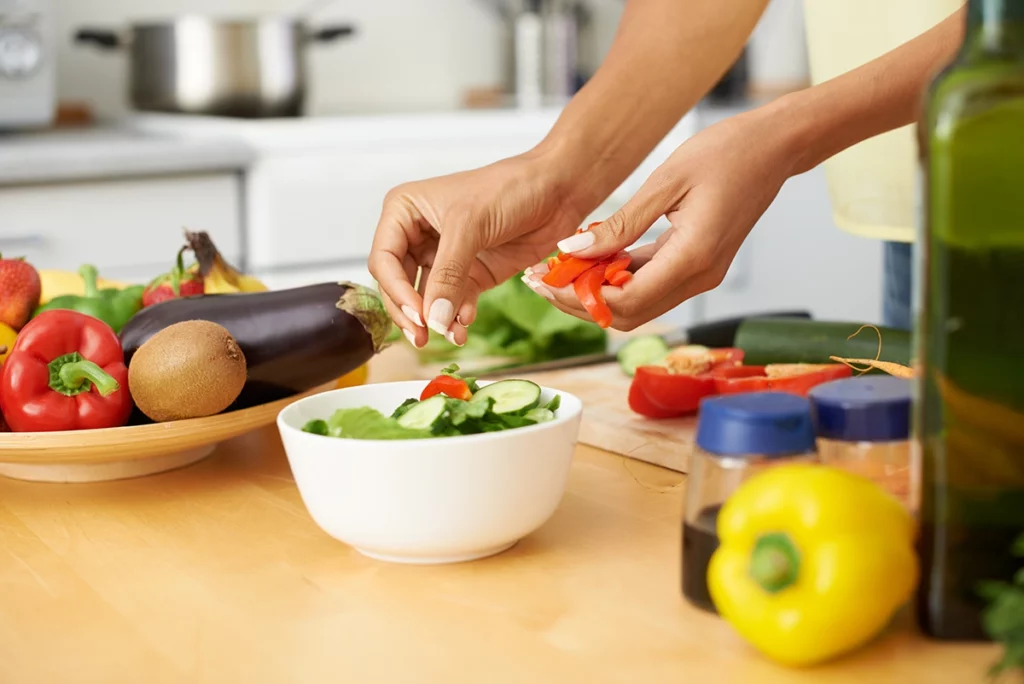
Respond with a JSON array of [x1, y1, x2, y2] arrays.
[[0, 173, 243, 283]]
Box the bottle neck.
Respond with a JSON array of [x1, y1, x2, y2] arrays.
[[962, 0, 1024, 61]]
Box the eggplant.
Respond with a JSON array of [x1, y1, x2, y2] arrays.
[[120, 281, 393, 409]]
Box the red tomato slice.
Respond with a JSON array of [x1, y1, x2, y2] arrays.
[[420, 375, 472, 401], [630, 366, 717, 417]]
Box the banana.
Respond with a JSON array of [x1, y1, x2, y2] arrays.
[[184, 230, 269, 294], [38, 269, 131, 305]]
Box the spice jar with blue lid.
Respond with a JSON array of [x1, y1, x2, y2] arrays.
[[682, 391, 818, 614], [808, 375, 913, 510]]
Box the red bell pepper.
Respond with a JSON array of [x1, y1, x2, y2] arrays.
[[607, 270, 632, 287], [420, 374, 472, 401], [629, 365, 717, 418], [713, 363, 852, 397], [0, 310, 133, 432], [542, 256, 599, 288], [573, 263, 614, 329], [604, 256, 631, 280]]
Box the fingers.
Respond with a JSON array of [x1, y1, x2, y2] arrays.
[[421, 224, 481, 340], [368, 196, 428, 342], [554, 170, 684, 259]]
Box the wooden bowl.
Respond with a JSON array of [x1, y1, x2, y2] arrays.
[[0, 383, 334, 483]]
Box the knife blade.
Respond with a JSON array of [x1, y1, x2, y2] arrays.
[[474, 310, 812, 377]]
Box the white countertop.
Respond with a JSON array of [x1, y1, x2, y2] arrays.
[[0, 126, 255, 186]]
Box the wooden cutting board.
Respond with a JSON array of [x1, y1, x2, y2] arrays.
[[370, 344, 697, 474], [501, 363, 698, 474]]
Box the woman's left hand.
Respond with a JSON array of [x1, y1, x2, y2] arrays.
[[523, 106, 801, 330]]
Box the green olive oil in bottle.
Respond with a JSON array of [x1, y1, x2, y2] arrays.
[[916, 0, 1024, 641]]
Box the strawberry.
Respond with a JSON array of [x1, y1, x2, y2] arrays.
[[142, 246, 204, 308], [0, 254, 42, 330]]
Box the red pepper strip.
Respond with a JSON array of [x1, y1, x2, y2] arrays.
[[586, 222, 601, 231], [557, 252, 572, 262], [542, 256, 598, 288], [604, 256, 632, 280], [573, 264, 614, 328], [629, 365, 717, 418], [607, 270, 632, 287], [713, 363, 852, 397], [546, 257, 560, 270], [420, 374, 472, 401], [0, 310, 133, 432]]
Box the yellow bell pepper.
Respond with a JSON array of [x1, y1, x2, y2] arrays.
[[707, 463, 918, 668], [336, 363, 370, 389], [0, 322, 16, 365]]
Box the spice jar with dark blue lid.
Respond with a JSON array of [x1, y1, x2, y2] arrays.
[[682, 392, 818, 614]]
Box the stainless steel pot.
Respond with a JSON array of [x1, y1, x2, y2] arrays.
[[75, 15, 356, 118]]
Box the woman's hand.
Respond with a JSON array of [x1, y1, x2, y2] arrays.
[[368, 150, 585, 348], [523, 107, 801, 330]]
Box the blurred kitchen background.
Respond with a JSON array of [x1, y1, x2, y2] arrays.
[[0, 0, 886, 331]]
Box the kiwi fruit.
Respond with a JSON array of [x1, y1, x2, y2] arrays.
[[128, 319, 247, 422]]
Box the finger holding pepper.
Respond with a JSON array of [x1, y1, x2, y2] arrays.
[[0, 309, 134, 432]]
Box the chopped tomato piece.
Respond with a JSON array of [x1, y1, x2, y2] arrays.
[[573, 264, 614, 328], [629, 365, 717, 418], [542, 256, 598, 288], [420, 374, 472, 401], [607, 270, 632, 287]]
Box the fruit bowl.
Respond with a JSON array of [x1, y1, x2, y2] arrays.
[[0, 382, 333, 483]]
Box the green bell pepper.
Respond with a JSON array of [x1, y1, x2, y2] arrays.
[[34, 265, 144, 333]]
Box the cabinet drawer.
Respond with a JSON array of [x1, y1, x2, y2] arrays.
[[0, 174, 242, 282]]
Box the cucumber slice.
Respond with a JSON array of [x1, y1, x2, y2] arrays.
[[617, 336, 671, 376], [470, 379, 542, 415], [396, 396, 449, 432], [524, 408, 555, 424]]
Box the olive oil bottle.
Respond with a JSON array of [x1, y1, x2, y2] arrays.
[[916, 0, 1024, 641]]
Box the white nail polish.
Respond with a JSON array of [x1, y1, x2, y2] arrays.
[[403, 328, 421, 349], [427, 298, 455, 336], [557, 231, 595, 254], [401, 305, 424, 328], [523, 276, 555, 301], [533, 262, 550, 275]]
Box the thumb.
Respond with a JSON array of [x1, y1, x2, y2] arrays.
[[556, 177, 680, 258], [422, 229, 480, 338]]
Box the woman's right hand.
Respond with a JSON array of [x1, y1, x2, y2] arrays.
[[368, 150, 586, 348]]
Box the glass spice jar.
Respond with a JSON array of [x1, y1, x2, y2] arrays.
[[807, 375, 913, 509], [682, 392, 818, 614]]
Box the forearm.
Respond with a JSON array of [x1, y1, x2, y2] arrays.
[[533, 0, 769, 215], [777, 7, 966, 176]]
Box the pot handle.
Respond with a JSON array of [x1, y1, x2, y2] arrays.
[[74, 28, 122, 50], [307, 24, 356, 44]]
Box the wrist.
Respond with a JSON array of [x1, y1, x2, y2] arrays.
[[523, 134, 616, 222], [755, 91, 832, 178]]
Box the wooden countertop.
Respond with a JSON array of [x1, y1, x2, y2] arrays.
[[0, 420, 999, 683]]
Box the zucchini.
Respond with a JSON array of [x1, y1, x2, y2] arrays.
[[523, 408, 556, 424], [119, 281, 392, 409], [734, 318, 911, 368], [617, 336, 672, 376], [396, 396, 449, 432], [470, 379, 541, 415]]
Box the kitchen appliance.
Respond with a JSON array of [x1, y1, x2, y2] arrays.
[[475, 310, 812, 376], [74, 14, 356, 118], [0, 0, 55, 130]]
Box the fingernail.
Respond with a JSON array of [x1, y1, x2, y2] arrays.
[[456, 313, 470, 327], [427, 298, 455, 336], [444, 330, 464, 347], [401, 305, 424, 328], [403, 328, 422, 349], [522, 274, 555, 300], [557, 231, 595, 254], [531, 262, 549, 275]]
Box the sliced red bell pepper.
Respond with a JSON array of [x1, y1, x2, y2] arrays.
[[713, 363, 852, 397], [629, 365, 718, 418], [0, 309, 133, 432], [573, 263, 614, 329], [708, 348, 745, 368], [557, 252, 572, 262], [420, 374, 472, 401], [607, 270, 632, 287], [542, 256, 599, 288], [604, 256, 631, 280]]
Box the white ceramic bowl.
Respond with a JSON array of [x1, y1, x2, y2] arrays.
[[276, 380, 583, 564]]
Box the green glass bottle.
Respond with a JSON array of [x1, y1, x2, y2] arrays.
[[916, 0, 1024, 641]]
